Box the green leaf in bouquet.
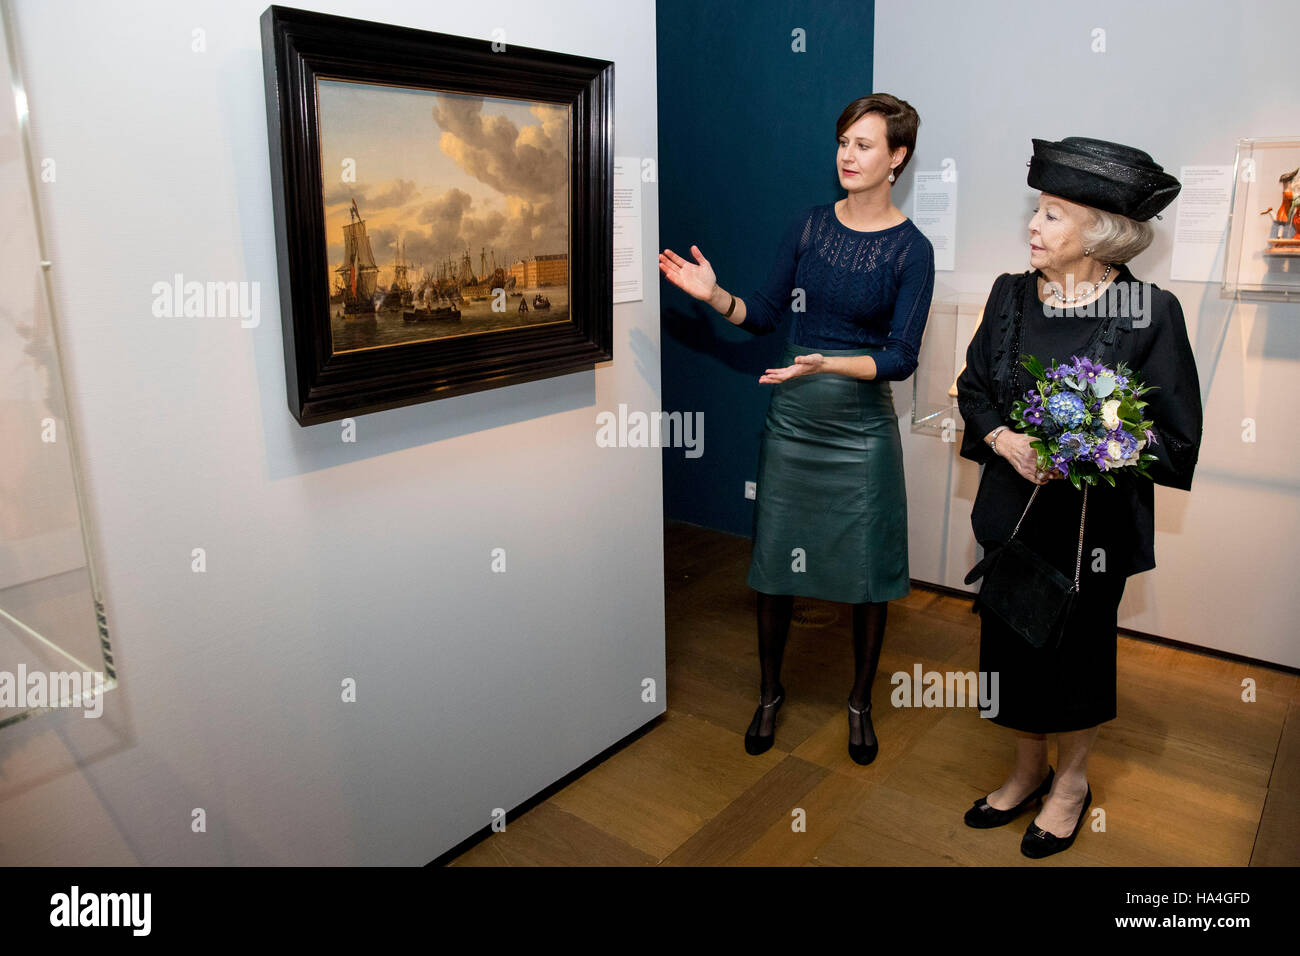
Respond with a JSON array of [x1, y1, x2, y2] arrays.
[[1021, 354, 1046, 381], [1102, 471, 1116, 487], [1069, 470, 1082, 490], [1092, 374, 1117, 398]]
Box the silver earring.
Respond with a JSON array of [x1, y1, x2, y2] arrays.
[[888, 171, 895, 183], [1083, 246, 1093, 256]]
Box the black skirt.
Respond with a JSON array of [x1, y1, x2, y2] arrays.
[[975, 477, 1128, 733]]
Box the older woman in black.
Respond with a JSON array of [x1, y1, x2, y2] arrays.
[[955, 138, 1203, 858]]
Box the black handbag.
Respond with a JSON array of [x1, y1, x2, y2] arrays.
[[964, 484, 1088, 649]]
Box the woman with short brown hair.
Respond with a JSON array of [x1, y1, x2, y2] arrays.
[[660, 93, 934, 765]]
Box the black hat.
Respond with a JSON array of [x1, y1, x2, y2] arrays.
[[1027, 137, 1181, 221]]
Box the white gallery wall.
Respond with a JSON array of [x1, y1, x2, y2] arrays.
[[0, 0, 663, 864], [876, 0, 1298, 667]]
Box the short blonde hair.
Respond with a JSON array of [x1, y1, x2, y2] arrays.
[[1082, 208, 1153, 264]]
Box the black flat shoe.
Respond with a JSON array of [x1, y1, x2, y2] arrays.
[[964, 767, 1055, 829], [744, 684, 784, 755], [847, 698, 878, 765], [1020, 785, 1092, 859]]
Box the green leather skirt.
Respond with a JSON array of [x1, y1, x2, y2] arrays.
[[746, 343, 909, 603]]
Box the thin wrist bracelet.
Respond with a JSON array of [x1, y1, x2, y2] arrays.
[[723, 293, 736, 318], [988, 425, 1009, 454]]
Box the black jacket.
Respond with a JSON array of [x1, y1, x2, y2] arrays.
[[956, 267, 1203, 577]]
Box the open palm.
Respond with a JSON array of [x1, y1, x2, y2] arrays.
[[659, 245, 717, 302], [759, 353, 825, 384]]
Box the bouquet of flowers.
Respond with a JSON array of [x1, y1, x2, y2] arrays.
[[1009, 354, 1158, 489]]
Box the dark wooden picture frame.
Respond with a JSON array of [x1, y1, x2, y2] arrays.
[[260, 5, 613, 426]]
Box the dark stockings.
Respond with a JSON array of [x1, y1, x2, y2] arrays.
[[751, 592, 793, 737], [751, 594, 888, 744], [848, 601, 887, 747]]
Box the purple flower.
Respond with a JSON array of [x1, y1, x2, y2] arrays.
[[1072, 355, 1105, 382], [1024, 405, 1045, 425], [1144, 428, 1158, 446], [1108, 428, 1138, 457], [1050, 453, 1071, 477]]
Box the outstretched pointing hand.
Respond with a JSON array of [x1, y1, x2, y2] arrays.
[[659, 244, 718, 302]]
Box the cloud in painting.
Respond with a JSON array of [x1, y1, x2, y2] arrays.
[[416, 100, 569, 262], [323, 177, 419, 210], [432, 98, 567, 204]]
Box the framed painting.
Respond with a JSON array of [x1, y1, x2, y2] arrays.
[[260, 5, 614, 425]]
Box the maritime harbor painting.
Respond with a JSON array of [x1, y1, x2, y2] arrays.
[[318, 79, 571, 352], [262, 6, 612, 426]]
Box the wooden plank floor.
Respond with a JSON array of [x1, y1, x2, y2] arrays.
[[448, 520, 1299, 866]]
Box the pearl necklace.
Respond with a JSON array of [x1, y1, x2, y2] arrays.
[[1047, 263, 1113, 306]]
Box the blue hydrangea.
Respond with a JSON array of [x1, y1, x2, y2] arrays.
[[1046, 391, 1087, 429]]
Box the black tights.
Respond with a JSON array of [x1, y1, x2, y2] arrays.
[[754, 592, 888, 739]]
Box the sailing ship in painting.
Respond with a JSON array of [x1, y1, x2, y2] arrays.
[[327, 195, 569, 349], [331, 197, 517, 323], [404, 271, 461, 323], [336, 198, 380, 316], [380, 241, 413, 312]]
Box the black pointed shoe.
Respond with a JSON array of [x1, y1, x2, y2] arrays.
[[744, 684, 784, 755], [847, 698, 878, 765], [1020, 785, 1092, 859], [964, 767, 1055, 829]]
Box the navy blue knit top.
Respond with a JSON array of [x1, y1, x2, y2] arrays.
[[738, 203, 936, 381]]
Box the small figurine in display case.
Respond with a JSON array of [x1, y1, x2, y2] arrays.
[[1262, 166, 1299, 257]]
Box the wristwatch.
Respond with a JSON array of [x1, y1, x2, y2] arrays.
[[987, 425, 1009, 455]]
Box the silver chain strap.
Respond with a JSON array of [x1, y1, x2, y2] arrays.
[[1007, 483, 1089, 593]]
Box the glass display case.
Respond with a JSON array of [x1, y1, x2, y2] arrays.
[[911, 292, 987, 435], [1, 4, 115, 730], [1222, 137, 1300, 301]]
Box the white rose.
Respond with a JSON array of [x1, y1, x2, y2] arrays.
[[1100, 399, 1121, 430], [1107, 439, 1124, 460]]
